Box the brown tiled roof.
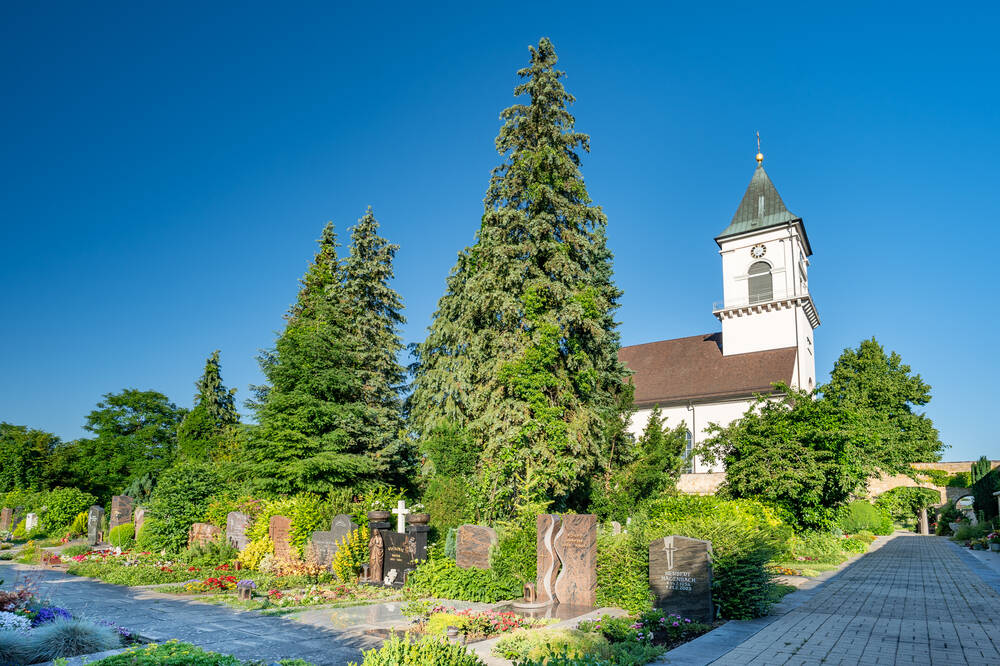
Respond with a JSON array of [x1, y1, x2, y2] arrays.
[[618, 333, 796, 407]]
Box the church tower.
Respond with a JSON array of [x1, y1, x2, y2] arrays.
[[713, 153, 819, 390]]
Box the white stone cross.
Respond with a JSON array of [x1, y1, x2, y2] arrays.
[[391, 500, 409, 534]]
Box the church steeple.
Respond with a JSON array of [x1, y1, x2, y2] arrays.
[[716, 164, 800, 241]]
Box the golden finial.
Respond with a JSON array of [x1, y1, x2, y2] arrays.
[[755, 131, 763, 165]]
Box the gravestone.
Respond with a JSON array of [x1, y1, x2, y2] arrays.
[[611, 521, 622, 535], [649, 535, 713, 622], [456, 525, 497, 570], [227, 512, 251, 551], [536, 514, 562, 604], [553, 514, 597, 607], [134, 508, 146, 537], [310, 514, 358, 569], [0, 507, 12, 532], [270, 515, 293, 561], [25, 513, 39, 532], [87, 506, 104, 546], [382, 531, 422, 587], [110, 495, 134, 530], [188, 522, 222, 547]]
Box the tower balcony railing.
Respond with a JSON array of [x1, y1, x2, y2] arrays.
[[712, 291, 810, 312]]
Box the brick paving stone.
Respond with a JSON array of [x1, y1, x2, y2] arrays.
[[701, 535, 1000, 665]]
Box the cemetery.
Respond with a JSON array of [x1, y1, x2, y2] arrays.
[[2, 12, 1000, 666]]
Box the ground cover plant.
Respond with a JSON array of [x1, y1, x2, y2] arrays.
[[350, 633, 483, 666], [87, 639, 318, 665]]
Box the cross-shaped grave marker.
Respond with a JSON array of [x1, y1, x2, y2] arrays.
[[391, 499, 410, 534], [663, 538, 677, 570]]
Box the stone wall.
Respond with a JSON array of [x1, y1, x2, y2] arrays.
[[677, 473, 725, 495], [910, 461, 1000, 474]]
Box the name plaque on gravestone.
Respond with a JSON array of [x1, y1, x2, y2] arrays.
[[270, 515, 293, 561], [649, 535, 713, 622], [456, 525, 497, 570], [553, 514, 597, 607], [227, 512, 251, 551], [110, 495, 134, 530], [188, 522, 222, 547], [87, 506, 104, 546], [133, 508, 146, 536], [536, 514, 562, 604], [0, 507, 12, 532]]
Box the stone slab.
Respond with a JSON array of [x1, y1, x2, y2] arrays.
[[0, 507, 12, 532], [110, 495, 134, 530], [536, 514, 562, 603], [188, 522, 223, 548], [269, 515, 293, 561], [25, 513, 39, 532], [227, 511, 251, 551], [649, 535, 713, 623], [382, 531, 422, 587], [87, 506, 104, 546], [553, 514, 596, 607], [456, 524, 497, 570]]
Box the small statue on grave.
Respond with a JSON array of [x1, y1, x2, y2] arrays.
[[368, 529, 384, 583]]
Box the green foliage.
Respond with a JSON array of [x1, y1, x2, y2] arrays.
[[444, 527, 458, 560], [242, 495, 333, 560], [0, 423, 59, 493], [108, 522, 135, 549], [181, 537, 238, 566], [44, 488, 98, 531], [919, 468, 951, 486], [953, 523, 989, 541], [69, 512, 87, 536], [595, 530, 651, 612], [178, 351, 239, 462], [970, 456, 991, 485], [874, 487, 940, 529], [62, 544, 89, 557], [143, 462, 222, 553], [89, 639, 278, 665], [410, 38, 633, 520], [406, 556, 520, 602], [332, 525, 369, 583], [350, 633, 484, 666], [837, 501, 893, 536], [121, 472, 157, 504], [46, 389, 185, 503], [789, 532, 848, 564], [971, 465, 1000, 522], [422, 476, 473, 531], [949, 472, 971, 487], [494, 628, 607, 662], [247, 218, 411, 495]]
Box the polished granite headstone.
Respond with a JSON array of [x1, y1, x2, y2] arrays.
[[110, 495, 133, 530], [87, 506, 104, 546], [536, 514, 562, 604], [553, 514, 597, 607], [649, 535, 713, 622], [456, 525, 497, 570]]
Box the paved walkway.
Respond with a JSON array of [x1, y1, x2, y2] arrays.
[[699, 535, 1000, 665], [0, 562, 381, 665]]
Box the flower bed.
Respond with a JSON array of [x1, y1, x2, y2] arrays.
[[183, 576, 238, 593]]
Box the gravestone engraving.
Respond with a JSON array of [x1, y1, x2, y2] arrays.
[[456, 525, 497, 570], [536, 514, 562, 604], [25, 513, 39, 532], [133, 508, 146, 536], [110, 495, 134, 530], [227, 512, 251, 551], [331, 514, 357, 544], [270, 515, 293, 561], [87, 506, 104, 546], [649, 535, 713, 622], [309, 514, 358, 570], [553, 514, 597, 607], [188, 522, 222, 547], [0, 507, 12, 532]]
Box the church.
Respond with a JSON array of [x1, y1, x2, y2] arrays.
[[618, 152, 819, 490]]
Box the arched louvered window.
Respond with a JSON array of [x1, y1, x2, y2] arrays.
[[684, 430, 693, 473], [748, 261, 773, 304]]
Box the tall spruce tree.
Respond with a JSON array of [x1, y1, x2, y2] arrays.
[[248, 221, 408, 494], [342, 207, 411, 479], [410, 38, 632, 517], [177, 350, 239, 460]]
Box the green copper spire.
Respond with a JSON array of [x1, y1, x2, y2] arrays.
[[716, 162, 799, 240]]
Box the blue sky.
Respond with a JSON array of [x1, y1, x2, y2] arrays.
[[2, 2, 997, 461]]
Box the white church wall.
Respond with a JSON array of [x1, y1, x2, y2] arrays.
[[720, 307, 798, 356], [718, 227, 804, 308]]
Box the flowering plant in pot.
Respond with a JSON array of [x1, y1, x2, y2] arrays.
[[988, 532, 1000, 551], [407, 503, 430, 525]]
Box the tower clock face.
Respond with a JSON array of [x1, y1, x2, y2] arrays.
[[750, 244, 766, 258]]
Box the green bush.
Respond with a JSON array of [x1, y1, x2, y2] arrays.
[[953, 524, 989, 541], [69, 511, 88, 536], [919, 468, 951, 486], [790, 531, 847, 564], [44, 488, 98, 531], [423, 476, 473, 530], [108, 523, 135, 549], [351, 633, 484, 665], [836, 501, 893, 536], [595, 530, 651, 612], [62, 544, 90, 557], [444, 527, 458, 559], [91, 640, 244, 665], [494, 628, 607, 661], [12, 519, 27, 541], [143, 463, 222, 553], [948, 472, 970, 487], [135, 516, 161, 551], [25, 618, 121, 663], [180, 537, 238, 566]]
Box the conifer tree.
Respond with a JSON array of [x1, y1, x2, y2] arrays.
[[177, 350, 238, 460], [342, 207, 411, 477], [410, 38, 632, 517]]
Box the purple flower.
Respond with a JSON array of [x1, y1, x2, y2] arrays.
[[672, 621, 680, 627], [32, 607, 72, 626], [236, 579, 257, 588], [684, 618, 691, 623]]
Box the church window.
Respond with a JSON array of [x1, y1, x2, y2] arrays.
[[748, 261, 773, 304], [684, 430, 693, 473]]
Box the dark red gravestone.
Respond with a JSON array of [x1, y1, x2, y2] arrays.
[[553, 514, 597, 607], [270, 515, 294, 561], [456, 525, 497, 570], [188, 522, 222, 547], [110, 495, 134, 530], [0, 507, 12, 532], [536, 514, 562, 604]]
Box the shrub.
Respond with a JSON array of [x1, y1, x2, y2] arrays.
[[238, 536, 274, 571], [25, 618, 121, 663], [949, 472, 970, 487], [423, 476, 473, 530], [332, 525, 369, 583], [11, 520, 27, 541], [406, 556, 519, 602], [181, 537, 238, 566], [43, 488, 98, 531], [874, 488, 940, 530], [144, 463, 222, 553], [444, 528, 458, 560], [837, 501, 893, 536], [789, 532, 847, 564], [108, 523, 135, 549], [494, 628, 607, 661], [69, 512, 88, 537], [0, 629, 31, 666], [351, 633, 484, 665], [135, 516, 161, 551], [90, 640, 245, 665], [954, 524, 989, 541], [595, 530, 651, 612], [426, 612, 469, 635]]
